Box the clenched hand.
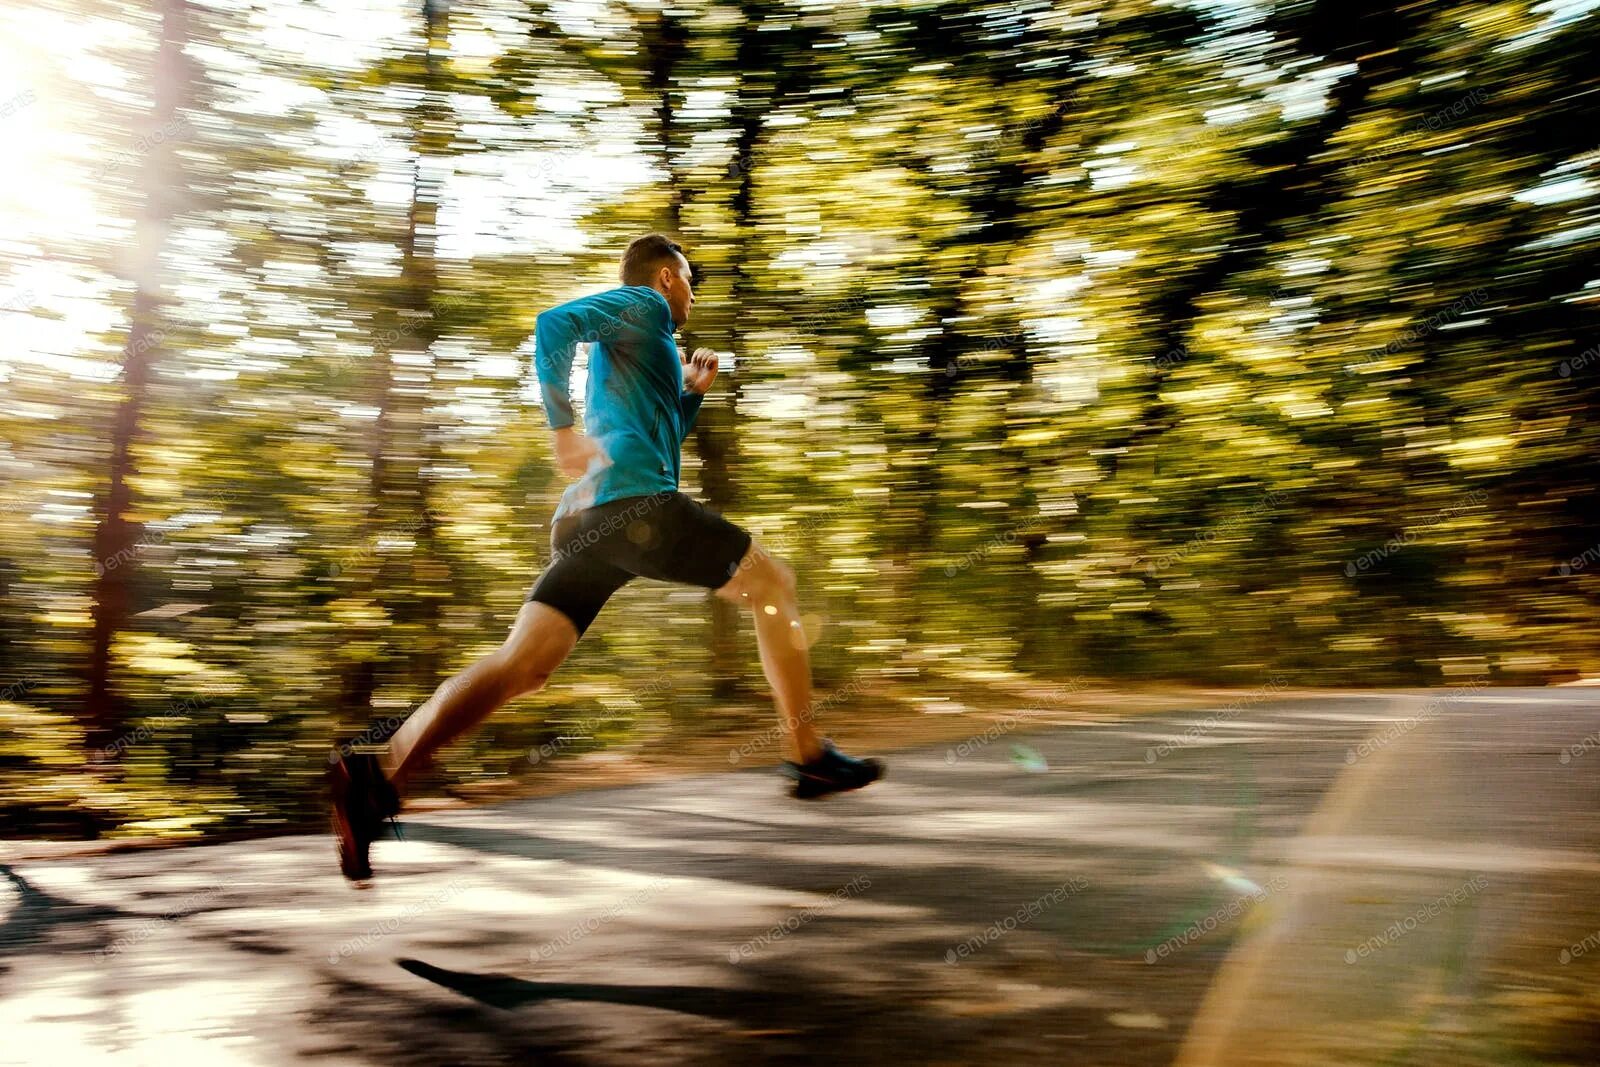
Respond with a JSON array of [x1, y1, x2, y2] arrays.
[[553, 426, 600, 479], [683, 347, 719, 395]]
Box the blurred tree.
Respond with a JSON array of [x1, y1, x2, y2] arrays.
[[85, 0, 193, 754], [334, 0, 459, 726]]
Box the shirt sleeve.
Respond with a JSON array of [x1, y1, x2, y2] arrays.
[[532, 300, 583, 430], [679, 389, 704, 438], [533, 287, 671, 431]]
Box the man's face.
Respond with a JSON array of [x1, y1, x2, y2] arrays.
[[658, 253, 695, 328]]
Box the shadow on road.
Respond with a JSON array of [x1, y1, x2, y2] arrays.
[[398, 956, 790, 1021]]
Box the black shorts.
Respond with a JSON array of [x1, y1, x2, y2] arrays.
[[526, 491, 753, 636]]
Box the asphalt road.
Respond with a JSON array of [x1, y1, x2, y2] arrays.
[[4, 688, 1598, 1066]]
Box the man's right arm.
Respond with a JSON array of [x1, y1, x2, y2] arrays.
[[532, 287, 667, 431], [534, 299, 598, 478], [533, 300, 584, 432], [534, 288, 667, 477]]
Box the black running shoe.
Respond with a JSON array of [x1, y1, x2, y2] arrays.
[[328, 747, 402, 881], [782, 740, 884, 799]]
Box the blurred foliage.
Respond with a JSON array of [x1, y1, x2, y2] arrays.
[[0, 0, 1596, 837]]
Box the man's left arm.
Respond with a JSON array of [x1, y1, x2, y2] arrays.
[[679, 347, 718, 439], [679, 389, 705, 438]]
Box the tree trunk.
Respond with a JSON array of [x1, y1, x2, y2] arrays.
[[642, 8, 747, 696], [86, 0, 190, 755], [339, 0, 452, 726]]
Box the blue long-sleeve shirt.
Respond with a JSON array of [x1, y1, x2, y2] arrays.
[[533, 285, 704, 520]]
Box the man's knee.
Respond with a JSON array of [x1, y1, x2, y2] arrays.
[[496, 614, 574, 695], [725, 545, 796, 608], [770, 557, 797, 598], [494, 643, 557, 696]]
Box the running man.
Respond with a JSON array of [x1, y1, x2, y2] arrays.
[[329, 234, 883, 881]]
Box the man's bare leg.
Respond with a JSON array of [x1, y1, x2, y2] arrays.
[[716, 542, 824, 764], [379, 602, 579, 790]]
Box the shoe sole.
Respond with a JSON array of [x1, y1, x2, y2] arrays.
[[790, 759, 885, 800], [328, 758, 374, 881]]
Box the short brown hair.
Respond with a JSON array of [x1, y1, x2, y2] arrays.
[[619, 233, 687, 287]]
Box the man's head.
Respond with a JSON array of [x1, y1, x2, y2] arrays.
[[620, 233, 694, 328]]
